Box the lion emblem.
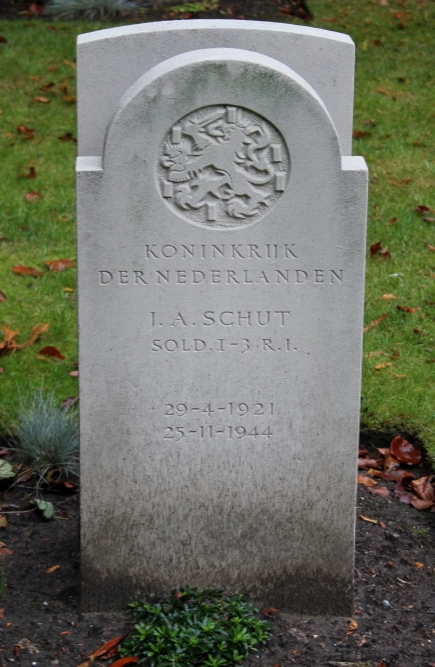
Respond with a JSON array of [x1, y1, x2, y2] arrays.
[[158, 105, 289, 228]]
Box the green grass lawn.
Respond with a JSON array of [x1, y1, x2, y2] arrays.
[[1, 0, 434, 456]]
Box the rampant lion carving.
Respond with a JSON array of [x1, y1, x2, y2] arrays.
[[158, 106, 289, 228]]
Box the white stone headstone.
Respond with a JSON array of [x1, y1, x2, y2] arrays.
[[77, 21, 367, 615]]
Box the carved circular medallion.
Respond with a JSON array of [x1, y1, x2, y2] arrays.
[[158, 105, 289, 228]]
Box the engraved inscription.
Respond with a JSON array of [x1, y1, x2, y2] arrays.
[[158, 105, 289, 228], [151, 338, 293, 353], [163, 425, 272, 440], [164, 402, 274, 416], [162, 402, 275, 441]]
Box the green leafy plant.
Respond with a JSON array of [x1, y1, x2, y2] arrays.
[[45, 0, 139, 20], [117, 587, 272, 666], [11, 389, 79, 488]]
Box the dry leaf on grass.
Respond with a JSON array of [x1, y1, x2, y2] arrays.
[[0, 323, 49, 354], [12, 265, 43, 277], [45, 258, 74, 272], [24, 192, 41, 203], [39, 346, 65, 360], [363, 314, 388, 333]]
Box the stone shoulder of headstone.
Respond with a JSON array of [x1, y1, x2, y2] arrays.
[[77, 20, 355, 158]]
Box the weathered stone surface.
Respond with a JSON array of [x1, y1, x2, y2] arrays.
[[77, 20, 355, 156], [77, 23, 367, 615]]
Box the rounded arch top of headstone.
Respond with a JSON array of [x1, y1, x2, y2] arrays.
[[77, 20, 355, 157], [102, 48, 342, 230]]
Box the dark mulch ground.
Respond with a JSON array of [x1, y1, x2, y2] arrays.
[[0, 434, 434, 667]]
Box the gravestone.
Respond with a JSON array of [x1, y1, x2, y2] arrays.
[[77, 20, 367, 615]]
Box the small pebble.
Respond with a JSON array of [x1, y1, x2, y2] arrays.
[[382, 599, 391, 609]]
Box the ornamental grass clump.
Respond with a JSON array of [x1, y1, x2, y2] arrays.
[[45, 0, 139, 20], [12, 390, 79, 486], [118, 586, 272, 667]]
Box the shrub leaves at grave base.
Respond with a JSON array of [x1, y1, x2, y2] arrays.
[[116, 587, 272, 667]]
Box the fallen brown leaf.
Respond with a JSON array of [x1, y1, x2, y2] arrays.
[[61, 396, 77, 409], [363, 313, 388, 333], [390, 435, 421, 465], [41, 82, 55, 92], [353, 130, 371, 139], [45, 564, 60, 573], [369, 241, 382, 257], [357, 474, 378, 487], [414, 561, 425, 569], [12, 265, 43, 277], [33, 96, 51, 104], [58, 132, 77, 142], [415, 205, 432, 214], [24, 191, 41, 203], [383, 450, 401, 472], [0, 515, 7, 528], [346, 618, 359, 632], [396, 305, 418, 313], [368, 485, 390, 497], [110, 658, 140, 666], [18, 166, 36, 179], [0, 291, 6, 301], [0, 323, 49, 354], [381, 293, 396, 300], [45, 258, 74, 272], [374, 362, 392, 370], [358, 458, 382, 470], [410, 476, 435, 505], [16, 124, 35, 139], [411, 497, 434, 510], [39, 345, 65, 360], [90, 635, 125, 659], [388, 178, 412, 186], [359, 515, 378, 524]]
